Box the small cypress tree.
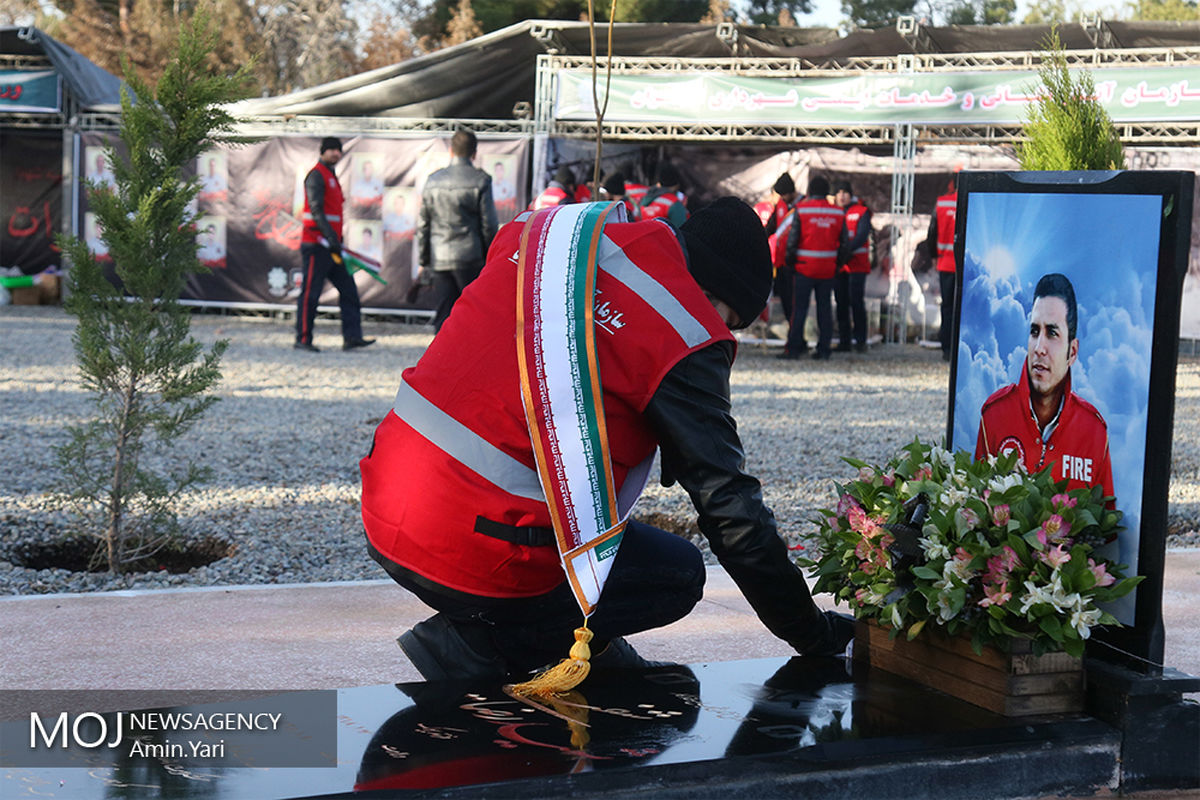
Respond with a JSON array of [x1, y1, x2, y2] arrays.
[[54, 10, 252, 574], [1018, 28, 1125, 171]]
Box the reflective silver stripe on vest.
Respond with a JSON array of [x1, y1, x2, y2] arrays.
[[796, 207, 844, 217], [797, 249, 838, 258], [853, 246, 869, 254], [937, 200, 956, 209], [392, 379, 545, 502], [596, 235, 710, 348], [301, 213, 341, 222], [937, 242, 954, 251]]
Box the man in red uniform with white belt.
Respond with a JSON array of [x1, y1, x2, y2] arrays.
[[360, 198, 853, 681], [975, 272, 1114, 500]]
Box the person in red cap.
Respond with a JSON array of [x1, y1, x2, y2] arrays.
[[361, 197, 853, 682]]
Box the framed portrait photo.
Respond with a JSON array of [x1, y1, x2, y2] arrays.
[[947, 170, 1193, 668]]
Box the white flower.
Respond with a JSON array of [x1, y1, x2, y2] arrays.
[[931, 445, 955, 470], [1069, 608, 1102, 638], [936, 592, 957, 621], [920, 535, 950, 561], [940, 486, 969, 509], [890, 605, 903, 628], [1018, 580, 1054, 614], [943, 556, 974, 583], [987, 472, 1024, 495]]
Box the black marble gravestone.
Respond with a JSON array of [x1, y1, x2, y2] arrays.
[[1, 655, 1135, 800]]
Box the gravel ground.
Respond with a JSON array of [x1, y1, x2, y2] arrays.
[[2, 305, 1198, 595]]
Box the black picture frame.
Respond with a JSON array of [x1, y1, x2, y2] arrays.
[[947, 170, 1193, 671]]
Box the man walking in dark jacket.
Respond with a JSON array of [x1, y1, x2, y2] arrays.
[[418, 128, 499, 331]]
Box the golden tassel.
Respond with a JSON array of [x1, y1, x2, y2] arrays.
[[508, 626, 593, 696]]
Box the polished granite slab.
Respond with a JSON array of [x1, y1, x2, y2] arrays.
[[1, 656, 1119, 799]]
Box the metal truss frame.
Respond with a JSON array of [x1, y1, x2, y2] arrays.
[[538, 45, 1200, 78]]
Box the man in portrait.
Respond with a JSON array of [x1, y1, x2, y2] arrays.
[[975, 272, 1114, 499]]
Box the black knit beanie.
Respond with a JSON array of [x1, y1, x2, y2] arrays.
[[773, 172, 795, 195], [808, 175, 830, 198], [553, 165, 574, 186], [319, 137, 342, 154], [680, 197, 772, 330], [656, 162, 681, 187], [603, 171, 626, 197]]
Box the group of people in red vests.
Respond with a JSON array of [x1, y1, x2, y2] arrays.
[[530, 162, 690, 228], [756, 172, 874, 360]]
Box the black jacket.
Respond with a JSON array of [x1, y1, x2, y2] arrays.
[[418, 157, 499, 272], [645, 340, 834, 654]]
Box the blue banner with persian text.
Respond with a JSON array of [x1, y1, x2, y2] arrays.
[[0, 69, 61, 113]]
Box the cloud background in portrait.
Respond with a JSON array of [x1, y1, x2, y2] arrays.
[[950, 191, 1161, 623]]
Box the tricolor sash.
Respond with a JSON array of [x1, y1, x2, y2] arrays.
[[516, 201, 631, 617]]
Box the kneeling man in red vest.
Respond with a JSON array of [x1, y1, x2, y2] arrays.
[[360, 197, 853, 681]]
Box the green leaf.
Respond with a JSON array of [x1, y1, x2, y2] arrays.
[[911, 565, 941, 581], [1038, 615, 1064, 641]]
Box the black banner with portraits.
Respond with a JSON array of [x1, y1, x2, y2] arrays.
[[0, 131, 62, 274], [75, 133, 530, 310], [948, 170, 1194, 669]]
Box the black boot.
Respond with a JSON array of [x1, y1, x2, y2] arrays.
[[588, 636, 674, 671], [795, 611, 856, 657], [397, 614, 509, 682]]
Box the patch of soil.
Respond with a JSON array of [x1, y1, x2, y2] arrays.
[[6, 535, 235, 574]]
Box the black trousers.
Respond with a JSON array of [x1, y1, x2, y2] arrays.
[[296, 243, 363, 344], [835, 271, 868, 347], [938, 269, 956, 357], [371, 519, 706, 672], [430, 264, 482, 332], [788, 274, 834, 357]]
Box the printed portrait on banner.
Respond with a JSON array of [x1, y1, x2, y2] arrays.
[[951, 191, 1163, 624], [197, 151, 229, 206], [85, 146, 115, 190]]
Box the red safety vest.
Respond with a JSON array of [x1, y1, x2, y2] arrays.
[[842, 201, 871, 274], [360, 215, 734, 598], [574, 184, 592, 202], [792, 198, 844, 280], [639, 189, 687, 223], [301, 161, 343, 245], [625, 182, 649, 206], [770, 203, 795, 271], [754, 200, 773, 226], [531, 186, 570, 210], [935, 191, 957, 273], [975, 368, 1114, 500]]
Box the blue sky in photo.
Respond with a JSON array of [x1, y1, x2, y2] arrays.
[[950, 191, 1161, 617]]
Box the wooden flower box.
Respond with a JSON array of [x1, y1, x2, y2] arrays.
[[853, 619, 1084, 717]]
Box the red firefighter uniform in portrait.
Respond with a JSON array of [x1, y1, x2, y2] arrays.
[[975, 368, 1114, 500]]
